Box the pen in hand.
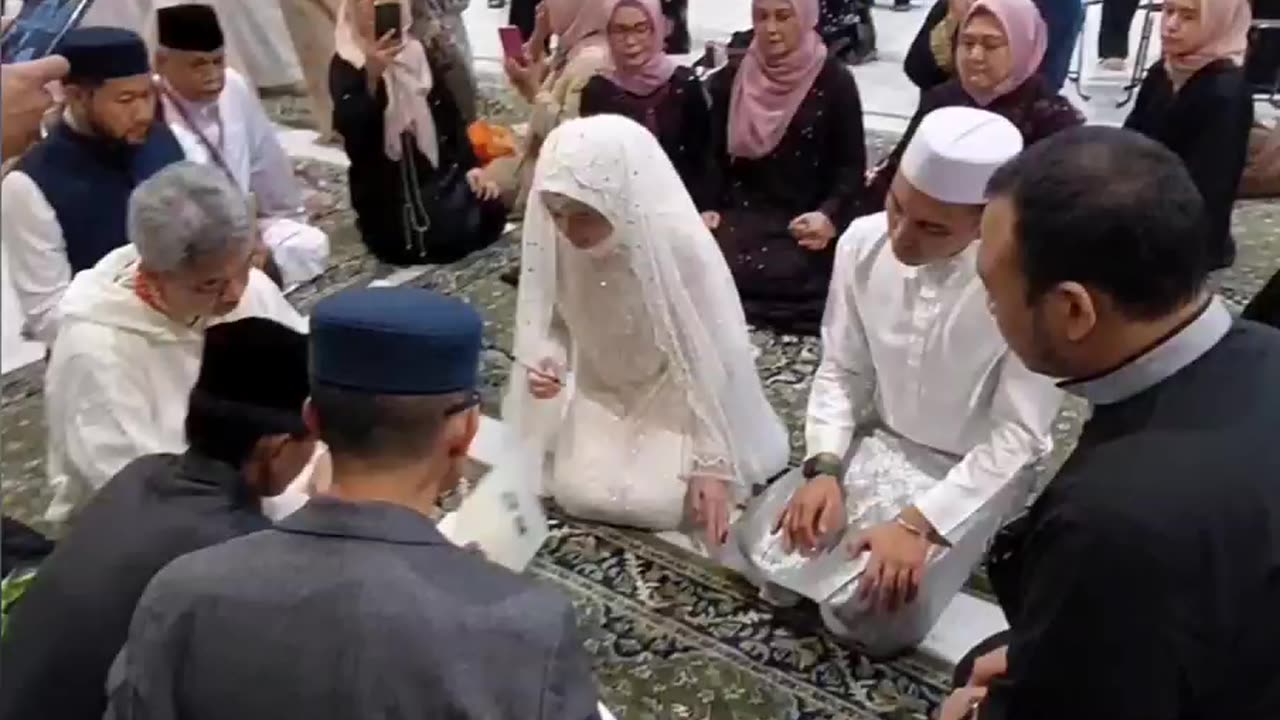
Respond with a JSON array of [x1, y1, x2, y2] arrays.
[[489, 345, 564, 387]]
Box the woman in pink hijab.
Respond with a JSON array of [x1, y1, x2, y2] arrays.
[[579, 0, 712, 207], [867, 0, 1084, 209], [700, 0, 867, 337], [1125, 0, 1253, 270]]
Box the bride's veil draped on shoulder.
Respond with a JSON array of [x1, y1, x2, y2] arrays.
[[502, 115, 789, 497]]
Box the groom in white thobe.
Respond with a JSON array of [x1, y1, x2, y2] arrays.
[[734, 107, 1064, 658], [154, 3, 328, 290]]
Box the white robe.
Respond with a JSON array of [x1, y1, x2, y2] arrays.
[[735, 212, 1064, 656], [161, 69, 329, 290], [1, 168, 73, 346], [43, 244, 307, 525]]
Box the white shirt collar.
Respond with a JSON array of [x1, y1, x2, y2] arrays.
[[1062, 297, 1232, 405]]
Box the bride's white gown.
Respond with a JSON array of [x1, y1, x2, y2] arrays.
[[550, 242, 711, 530], [505, 115, 790, 537]]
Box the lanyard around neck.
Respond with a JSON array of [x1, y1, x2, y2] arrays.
[[160, 83, 234, 181]]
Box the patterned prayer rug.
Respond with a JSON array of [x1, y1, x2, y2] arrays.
[[532, 513, 949, 719]]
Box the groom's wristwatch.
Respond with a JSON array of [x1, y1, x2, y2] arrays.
[[801, 453, 842, 480]]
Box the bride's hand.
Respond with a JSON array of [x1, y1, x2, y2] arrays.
[[688, 475, 732, 548], [527, 357, 563, 399]]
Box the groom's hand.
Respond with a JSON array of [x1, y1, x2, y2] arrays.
[[851, 509, 941, 613], [775, 475, 844, 554]]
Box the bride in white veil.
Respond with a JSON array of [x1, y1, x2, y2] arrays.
[[503, 114, 789, 547]]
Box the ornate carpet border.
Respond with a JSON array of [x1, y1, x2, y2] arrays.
[[531, 516, 948, 718]]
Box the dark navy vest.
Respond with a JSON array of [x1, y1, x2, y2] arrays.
[[17, 121, 184, 273]]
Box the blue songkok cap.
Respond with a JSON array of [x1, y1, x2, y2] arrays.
[[56, 27, 151, 84], [310, 287, 483, 396]]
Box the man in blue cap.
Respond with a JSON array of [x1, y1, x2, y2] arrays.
[[2, 26, 184, 345], [106, 287, 600, 720]]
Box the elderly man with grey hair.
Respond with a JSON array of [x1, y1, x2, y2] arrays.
[[42, 161, 306, 525]]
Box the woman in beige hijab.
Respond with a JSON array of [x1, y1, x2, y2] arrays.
[[1124, 0, 1253, 270]]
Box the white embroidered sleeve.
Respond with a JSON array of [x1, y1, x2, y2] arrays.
[[804, 226, 878, 460]]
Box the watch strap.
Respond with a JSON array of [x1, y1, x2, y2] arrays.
[[802, 453, 842, 479]]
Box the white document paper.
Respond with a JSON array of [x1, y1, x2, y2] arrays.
[[437, 417, 549, 572]]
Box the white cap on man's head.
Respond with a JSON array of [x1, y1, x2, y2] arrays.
[[900, 106, 1024, 205]]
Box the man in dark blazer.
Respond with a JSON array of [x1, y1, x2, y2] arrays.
[[1, 318, 316, 720], [106, 287, 600, 720]]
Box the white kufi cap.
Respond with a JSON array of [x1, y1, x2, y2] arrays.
[[899, 106, 1024, 205]]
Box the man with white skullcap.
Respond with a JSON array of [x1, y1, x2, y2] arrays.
[[733, 107, 1064, 658]]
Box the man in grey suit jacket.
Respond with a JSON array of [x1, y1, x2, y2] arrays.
[[107, 287, 600, 720]]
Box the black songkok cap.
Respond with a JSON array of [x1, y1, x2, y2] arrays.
[[189, 318, 310, 435], [310, 287, 483, 396], [157, 3, 226, 53], [56, 27, 151, 84]]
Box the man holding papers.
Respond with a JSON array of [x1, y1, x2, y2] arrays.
[[734, 107, 1063, 659], [107, 287, 599, 719]]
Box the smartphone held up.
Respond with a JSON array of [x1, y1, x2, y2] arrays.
[[499, 25, 526, 67], [1, 0, 96, 63], [373, 0, 402, 42]]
